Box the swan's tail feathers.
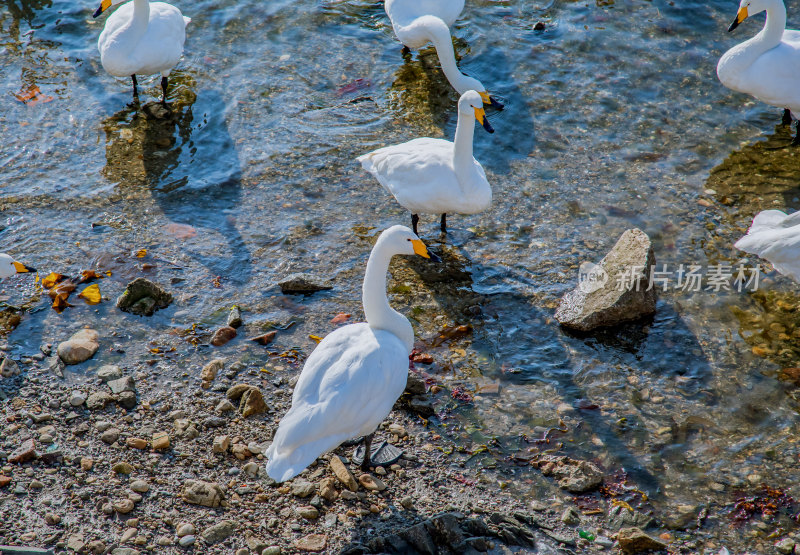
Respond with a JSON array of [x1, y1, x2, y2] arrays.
[[357, 153, 378, 176], [183, 16, 191, 27], [265, 432, 352, 482]]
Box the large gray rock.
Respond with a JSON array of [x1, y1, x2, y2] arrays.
[[555, 228, 657, 331], [57, 329, 99, 365], [278, 273, 332, 294], [181, 480, 224, 508], [116, 278, 173, 316]]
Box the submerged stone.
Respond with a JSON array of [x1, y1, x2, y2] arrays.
[[116, 278, 173, 316], [555, 228, 657, 331]]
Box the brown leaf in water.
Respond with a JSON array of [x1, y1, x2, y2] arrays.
[[330, 313, 351, 324], [250, 331, 277, 346], [42, 272, 66, 289], [79, 270, 105, 283], [78, 284, 101, 305], [429, 324, 473, 348], [52, 293, 72, 313], [14, 86, 54, 106], [165, 223, 197, 239]]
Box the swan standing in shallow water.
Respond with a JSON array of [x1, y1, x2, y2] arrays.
[[717, 0, 800, 142], [265, 226, 440, 482], [385, 0, 503, 109], [735, 210, 800, 281], [0, 254, 36, 279], [358, 90, 494, 235], [94, 0, 190, 102]]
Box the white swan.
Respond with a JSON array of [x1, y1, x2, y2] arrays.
[[358, 90, 493, 234], [735, 209, 800, 281], [0, 254, 36, 279], [717, 0, 800, 141], [93, 0, 190, 102], [265, 226, 439, 482], [385, 0, 503, 109]]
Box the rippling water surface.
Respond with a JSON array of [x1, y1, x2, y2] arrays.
[[2, 0, 800, 548]]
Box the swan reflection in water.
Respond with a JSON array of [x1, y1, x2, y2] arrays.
[[101, 82, 251, 283]]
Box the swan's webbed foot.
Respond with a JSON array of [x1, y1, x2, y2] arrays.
[[360, 433, 374, 471], [160, 76, 169, 105], [440, 213, 447, 233], [783, 108, 793, 126], [411, 214, 419, 236]]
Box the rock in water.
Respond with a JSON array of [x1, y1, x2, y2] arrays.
[[278, 273, 333, 294], [555, 228, 657, 331], [211, 326, 237, 347], [57, 329, 100, 365], [617, 527, 668, 554], [227, 306, 243, 328], [116, 278, 173, 316], [532, 455, 603, 493]]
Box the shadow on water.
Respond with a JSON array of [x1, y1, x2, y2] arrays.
[[406, 238, 680, 496], [702, 124, 800, 373], [387, 40, 536, 174], [0, 0, 51, 42], [100, 85, 252, 283]]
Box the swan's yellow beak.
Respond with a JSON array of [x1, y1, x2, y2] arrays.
[[12, 261, 36, 273], [94, 0, 112, 19], [728, 6, 748, 32], [411, 239, 430, 258], [473, 107, 495, 134], [478, 91, 504, 110]]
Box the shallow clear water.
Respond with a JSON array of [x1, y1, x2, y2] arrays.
[[2, 0, 800, 548]]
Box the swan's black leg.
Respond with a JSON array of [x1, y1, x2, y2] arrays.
[[360, 433, 374, 471], [440, 213, 447, 233], [160, 76, 169, 105], [402, 45, 411, 57], [411, 214, 419, 235], [783, 109, 792, 126], [793, 121, 800, 146], [131, 75, 138, 98]]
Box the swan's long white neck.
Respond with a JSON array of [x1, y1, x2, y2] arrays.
[[739, 4, 786, 63], [122, 0, 150, 41], [362, 240, 414, 352], [453, 108, 475, 177], [421, 15, 472, 94]]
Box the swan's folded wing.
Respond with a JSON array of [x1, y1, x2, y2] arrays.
[[358, 138, 458, 206], [735, 210, 800, 282], [266, 325, 409, 481], [742, 42, 800, 108]]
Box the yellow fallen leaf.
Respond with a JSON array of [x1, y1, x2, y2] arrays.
[[309, 334, 323, 344], [42, 272, 65, 289], [78, 284, 101, 305], [135, 248, 147, 258], [105, 270, 112, 276]]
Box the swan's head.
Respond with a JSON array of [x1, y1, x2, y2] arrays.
[[378, 225, 441, 261], [93, 0, 127, 19], [728, 0, 771, 31], [0, 253, 36, 279], [460, 76, 504, 111], [459, 90, 495, 134]]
